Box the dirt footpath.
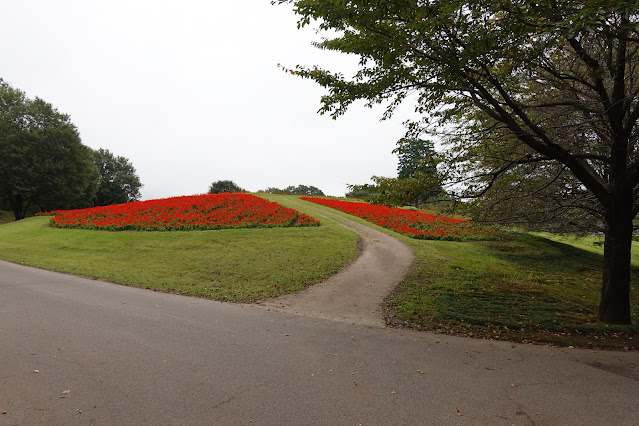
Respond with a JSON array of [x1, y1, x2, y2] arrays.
[[260, 209, 414, 327]]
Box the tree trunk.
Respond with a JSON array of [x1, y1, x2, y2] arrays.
[[599, 191, 633, 324], [12, 193, 24, 221]]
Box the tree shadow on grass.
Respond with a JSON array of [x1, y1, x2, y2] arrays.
[[386, 232, 639, 348]]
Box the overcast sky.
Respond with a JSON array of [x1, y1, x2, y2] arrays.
[[1, 0, 416, 198]]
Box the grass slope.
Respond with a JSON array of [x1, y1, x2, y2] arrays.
[[0, 205, 358, 302], [385, 233, 639, 350]]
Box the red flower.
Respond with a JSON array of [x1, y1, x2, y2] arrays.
[[301, 197, 497, 241], [45, 194, 320, 231]]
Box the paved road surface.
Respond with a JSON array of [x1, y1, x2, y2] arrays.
[[1, 260, 638, 425]]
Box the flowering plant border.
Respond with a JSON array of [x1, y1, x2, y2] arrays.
[[301, 197, 497, 241], [39, 194, 320, 231]]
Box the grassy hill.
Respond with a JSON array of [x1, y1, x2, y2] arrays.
[[0, 205, 358, 302], [273, 196, 639, 349], [0, 197, 636, 349]]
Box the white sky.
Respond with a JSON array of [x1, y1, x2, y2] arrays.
[[1, 0, 415, 198]]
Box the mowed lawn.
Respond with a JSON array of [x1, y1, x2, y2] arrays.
[[384, 233, 639, 349], [0, 203, 358, 302]]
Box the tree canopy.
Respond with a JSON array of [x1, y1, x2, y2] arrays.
[[395, 138, 438, 180], [283, 185, 325, 196], [278, 0, 639, 324], [0, 79, 98, 219], [261, 185, 325, 195], [92, 148, 142, 206], [208, 180, 244, 194], [349, 138, 443, 207]]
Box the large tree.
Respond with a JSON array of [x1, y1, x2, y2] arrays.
[[445, 110, 605, 233], [92, 148, 142, 206], [277, 1, 639, 324], [0, 79, 98, 219]]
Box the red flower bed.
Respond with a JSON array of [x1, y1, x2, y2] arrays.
[[40, 194, 320, 231], [301, 197, 497, 240]]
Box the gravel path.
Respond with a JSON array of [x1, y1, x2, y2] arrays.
[[259, 207, 414, 327]]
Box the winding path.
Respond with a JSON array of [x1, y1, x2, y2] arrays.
[[259, 206, 414, 327]]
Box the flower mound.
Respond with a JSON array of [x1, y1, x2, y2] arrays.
[[301, 197, 497, 240], [42, 194, 320, 231]]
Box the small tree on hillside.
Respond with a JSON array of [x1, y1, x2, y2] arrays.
[[208, 180, 244, 194]]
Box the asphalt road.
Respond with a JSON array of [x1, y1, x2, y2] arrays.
[[1, 260, 638, 425]]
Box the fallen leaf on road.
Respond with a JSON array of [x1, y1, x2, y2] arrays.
[[77, 409, 82, 414], [510, 383, 518, 388], [1, 411, 6, 415], [62, 390, 71, 395], [456, 408, 462, 416], [417, 370, 424, 374], [32, 370, 39, 373], [391, 391, 397, 394]]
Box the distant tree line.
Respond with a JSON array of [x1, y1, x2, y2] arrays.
[[0, 79, 142, 220], [207, 181, 326, 196], [261, 185, 325, 196]]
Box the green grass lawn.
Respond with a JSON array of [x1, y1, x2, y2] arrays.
[[0, 205, 358, 302], [384, 232, 639, 350]]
